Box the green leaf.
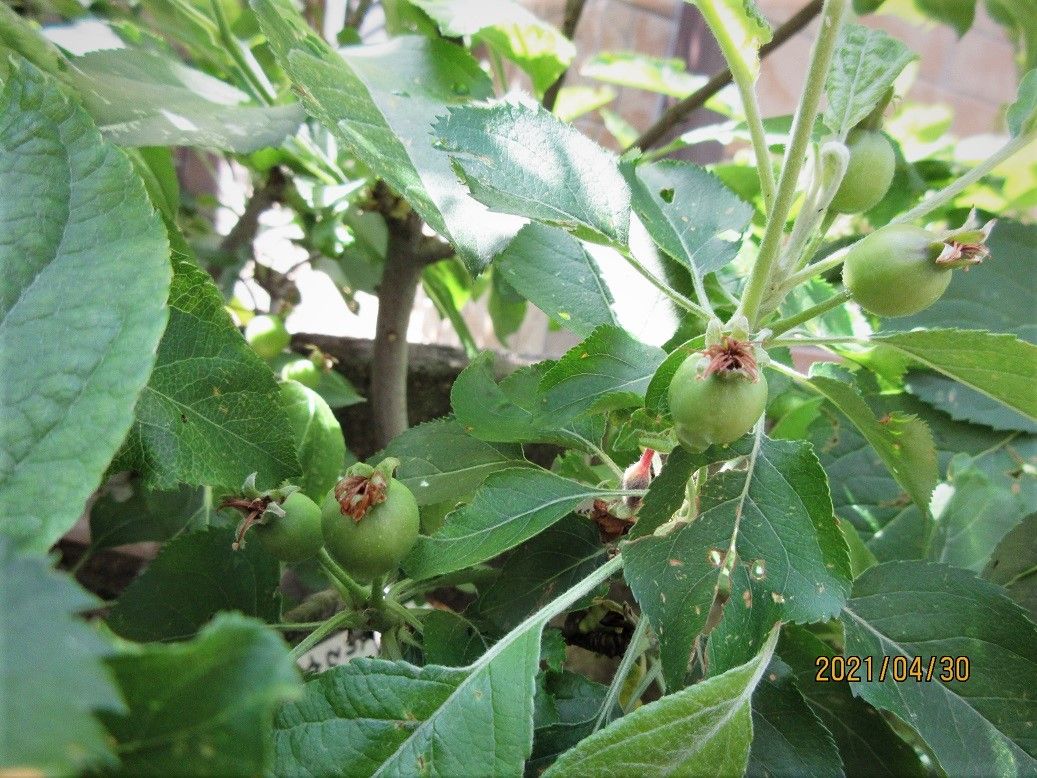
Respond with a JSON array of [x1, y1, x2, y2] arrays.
[[106, 528, 281, 642], [113, 260, 300, 491], [746, 658, 843, 778], [538, 325, 667, 424], [779, 625, 927, 776], [544, 626, 779, 777], [842, 561, 1037, 775], [487, 269, 528, 344], [581, 51, 705, 98], [469, 514, 605, 634], [421, 609, 488, 666], [808, 388, 1034, 554], [252, 0, 521, 273], [626, 159, 752, 278], [381, 417, 527, 505], [553, 85, 616, 122], [530, 670, 610, 771], [623, 437, 851, 688], [823, 24, 916, 138], [451, 353, 603, 446], [906, 370, 1037, 433], [0, 538, 120, 774], [436, 99, 631, 244], [410, 0, 574, 96], [404, 468, 619, 580], [68, 48, 304, 151], [272, 634, 538, 777], [685, 0, 773, 80], [929, 454, 1032, 570], [89, 479, 205, 551], [872, 329, 1037, 420], [890, 219, 1036, 341], [316, 368, 366, 409], [100, 613, 300, 776], [281, 379, 346, 502], [806, 366, 939, 514], [915, 0, 977, 37], [984, 513, 1037, 618], [274, 557, 620, 776], [0, 62, 171, 552], [1007, 69, 1037, 137], [495, 223, 618, 337]]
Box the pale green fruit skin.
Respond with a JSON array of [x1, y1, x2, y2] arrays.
[[321, 479, 419, 582], [245, 314, 290, 360], [829, 129, 896, 214], [281, 358, 320, 388], [254, 492, 324, 563], [668, 358, 768, 452], [843, 224, 951, 317]]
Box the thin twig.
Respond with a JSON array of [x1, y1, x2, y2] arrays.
[[629, 0, 824, 152], [542, 0, 588, 110]]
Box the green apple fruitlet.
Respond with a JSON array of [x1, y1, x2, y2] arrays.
[[245, 314, 290, 360], [829, 128, 896, 214], [669, 338, 768, 451], [321, 460, 419, 582], [843, 218, 993, 317], [280, 357, 321, 388]]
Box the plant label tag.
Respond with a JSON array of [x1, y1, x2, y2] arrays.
[[296, 630, 380, 673]]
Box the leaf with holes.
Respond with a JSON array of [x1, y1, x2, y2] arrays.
[[623, 436, 850, 689]]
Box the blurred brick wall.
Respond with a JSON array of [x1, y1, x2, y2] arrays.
[[526, 0, 1021, 145]]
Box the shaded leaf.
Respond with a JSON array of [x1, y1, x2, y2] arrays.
[[747, 658, 843, 778], [544, 626, 779, 777], [0, 62, 170, 552], [468, 514, 605, 634], [89, 479, 204, 551], [403, 468, 618, 580], [842, 561, 1037, 774], [983, 513, 1037, 618], [779, 625, 926, 777], [100, 614, 300, 776], [107, 528, 281, 642], [0, 538, 120, 774]]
